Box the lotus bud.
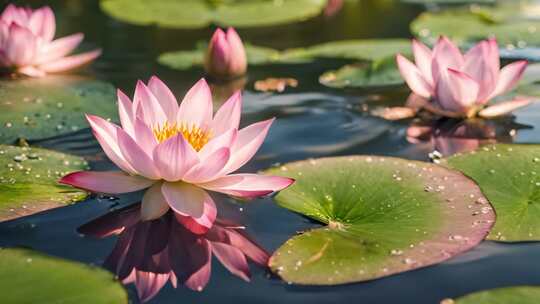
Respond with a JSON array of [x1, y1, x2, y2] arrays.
[[204, 27, 247, 79]]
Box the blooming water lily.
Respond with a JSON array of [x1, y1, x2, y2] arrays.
[[61, 77, 294, 233], [396, 36, 529, 118], [0, 4, 101, 77]]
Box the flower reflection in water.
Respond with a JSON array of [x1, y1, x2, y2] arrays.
[[78, 204, 269, 302], [406, 118, 530, 157]]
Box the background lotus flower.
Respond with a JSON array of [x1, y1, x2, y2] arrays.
[[78, 205, 269, 302], [396, 36, 528, 118], [0, 4, 101, 77], [61, 76, 294, 233], [204, 27, 247, 79]]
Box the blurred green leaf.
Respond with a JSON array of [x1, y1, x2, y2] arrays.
[[0, 248, 127, 304], [0, 145, 88, 222]]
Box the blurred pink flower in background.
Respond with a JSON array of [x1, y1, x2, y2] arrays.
[[205, 27, 247, 79], [61, 77, 294, 234], [396, 36, 528, 118], [0, 4, 101, 77], [79, 205, 269, 302], [323, 0, 344, 17]]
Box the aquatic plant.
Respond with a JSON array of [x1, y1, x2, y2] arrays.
[[205, 27, 247, 79], [396, 37, 528, 118], [61, 77, 294, 233], [0, 4, 101, 77]]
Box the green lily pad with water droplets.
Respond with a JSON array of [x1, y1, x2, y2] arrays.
[[0, 248, 128, 303], [411, 3, 540, 47], [100, 0, 327, 29], [0, 145, 88, 222], [158, 39, 411, 71], [265, 156, 494, 285], [319, 57, 404, 89], [0, 76, 117, 144], [443, 144, 540, 242], [448, 286, 540, 303]]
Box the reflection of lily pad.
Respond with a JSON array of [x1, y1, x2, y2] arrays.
[[411, 4, 540, 47], [319, 58, 404, 89], [100, 0, 327, 29], [265, 156, 494, 285], [443, 144, 540, 242], [0, 145, 88, 222], [0, 76, 116, 144], [158, 39, 411, 70], [0, 248, 127, 303], [448, 286, 540, 303]]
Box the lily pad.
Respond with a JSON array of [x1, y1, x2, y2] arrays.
[[443, 144, 540, 242], [448, 286, 540, 303], [281, 39, 412, 62], [158, 39, 411, 71], [100, 0, 327, 29], [319, 57, 404, 89], [402, 0, 494, 4], [0, 248, 127, 303], [0, 145, 88, 222], [411, 4, 540, 47], [158, 43, 293, 71], [265, 156, 494, 285], [0, 76, 117, 144]]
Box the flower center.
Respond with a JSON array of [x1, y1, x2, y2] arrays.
[[153, 122, 212, 151]]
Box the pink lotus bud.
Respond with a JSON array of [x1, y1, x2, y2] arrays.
[[204, 27, 247, 79]]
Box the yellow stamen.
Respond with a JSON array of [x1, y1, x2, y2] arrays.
[[153, 122, 212, 151]]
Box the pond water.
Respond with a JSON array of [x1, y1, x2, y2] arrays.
[[2, 1, 540, 303]]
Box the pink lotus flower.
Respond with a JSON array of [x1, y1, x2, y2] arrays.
[[61, 77, 294, 233], [396, 37, 528, 118], [204, 27, 247, 79], [78, 205, 269, 302], [0, 4, 101, 77], [324, 0, 344, 17]]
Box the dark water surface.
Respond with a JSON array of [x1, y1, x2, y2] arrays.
[[2, 1, 540, 303]]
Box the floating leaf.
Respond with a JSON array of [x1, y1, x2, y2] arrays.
[[411, 4, 540, 48], [443, 144, 540, 242], [0, 145, 88, 222], [265, 156, 494, 285], [281, 39, 412, 62], [158, 43, 289, 71], [0, 76, 117, 144], [446, 286, 540, 304], [319, 58, 404, 89], [402, 0, 494, 4], [254, 77, 298, 92], [0, 248, 127, 303], [371, 106, 417, 120], [158, 39, 411, 71], [100, 0, 327, 29]]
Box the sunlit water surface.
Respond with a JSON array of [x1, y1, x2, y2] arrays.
[[2, 1, 540, 303]]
